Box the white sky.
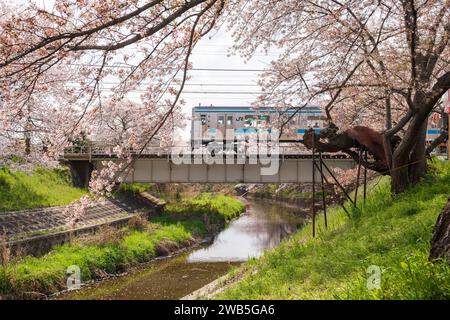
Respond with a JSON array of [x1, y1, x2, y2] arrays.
[[182, 27, 275, 109], [174, 27, 278, 140]]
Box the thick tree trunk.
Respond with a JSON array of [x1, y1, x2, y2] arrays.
[[429, 198, 450, 263], [408, 121, 427, 185], [25, 106, 32, 155], [391, 153, 410, 194], [390, 113, 428, 194], [24, 135, 31, 155], [24, 119, 32, 155]]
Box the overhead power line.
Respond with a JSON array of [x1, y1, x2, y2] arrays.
[[62, 63, 267, 72], [103, 83, 264, 87], [178, 91, 262, 94], [68, 87, 264, 94]]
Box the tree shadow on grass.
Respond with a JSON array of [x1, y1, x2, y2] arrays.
[[0, 170, 47, 212]]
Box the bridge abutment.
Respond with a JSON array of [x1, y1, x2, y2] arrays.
[[67, 160, 93, 188]]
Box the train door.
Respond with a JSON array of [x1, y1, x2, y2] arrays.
[[233, 113, 245, 145], [217, 113, 226, 141], [191, 112, 207, 148], [298, 113, 307, 138], [288, 114, 299, 140], [234, 113, 244, 130], [205, 113, 217, 141], [244, 114, 257, 132], [258, 114, 270, 129], [225, 114, 233, 141]]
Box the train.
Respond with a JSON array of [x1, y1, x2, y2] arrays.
[[190, 104, 447, 153], [190, 105, 326, 146], [427, 111, 448, 155]]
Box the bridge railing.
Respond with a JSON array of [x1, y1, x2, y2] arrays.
[[63, 142, 349, 160], [63, 143, 172, 159]]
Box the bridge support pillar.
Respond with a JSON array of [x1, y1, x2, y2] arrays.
[[67, 160, 93, 188]]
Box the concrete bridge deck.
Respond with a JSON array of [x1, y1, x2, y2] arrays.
[[63, 148, 355, 185]]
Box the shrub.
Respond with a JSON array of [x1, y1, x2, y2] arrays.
[[117, 183, 153, 195], [127, 214, 148, 231]]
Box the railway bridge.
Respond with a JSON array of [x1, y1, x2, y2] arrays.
[[63, 144, 355, 187]]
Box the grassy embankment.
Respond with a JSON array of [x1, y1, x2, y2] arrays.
[[248, 183, 333, 203], [0, 167, 86, 212], [0, 188, 245, 297], [218, 160, 450, 299]]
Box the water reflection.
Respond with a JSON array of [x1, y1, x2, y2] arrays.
[[187, 201, 306, 262]]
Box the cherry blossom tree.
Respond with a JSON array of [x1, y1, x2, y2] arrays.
[[230, 0, 449, 193], [0, 0, 225, 161], [0, 0, 226, 221]]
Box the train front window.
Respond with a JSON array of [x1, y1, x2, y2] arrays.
[[227, 116, 233, 125], [218, 116, 225, 125]]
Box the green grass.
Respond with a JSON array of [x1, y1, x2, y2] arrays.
[[218, 160, 450, 300], [250, 183, 331, 201], [0, 167, 86, 212], [116, 182, 154, 195], [0, 194, 244, 297], [164, 193, 245, 224], [0, 223, 195, 295]]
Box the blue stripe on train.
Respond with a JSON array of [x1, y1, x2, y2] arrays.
[[427, 129, 441, 135], [232, 128, 321, 134], [234, 129, 272, 133], [297, 129, 321, 133]]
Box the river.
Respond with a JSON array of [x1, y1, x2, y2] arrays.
[[58, 199, 308, 300]]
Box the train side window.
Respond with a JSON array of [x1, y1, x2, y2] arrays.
[[200, 115, 207, 125], [218, 115, 225, 125], [227, 116, 233, 125]]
